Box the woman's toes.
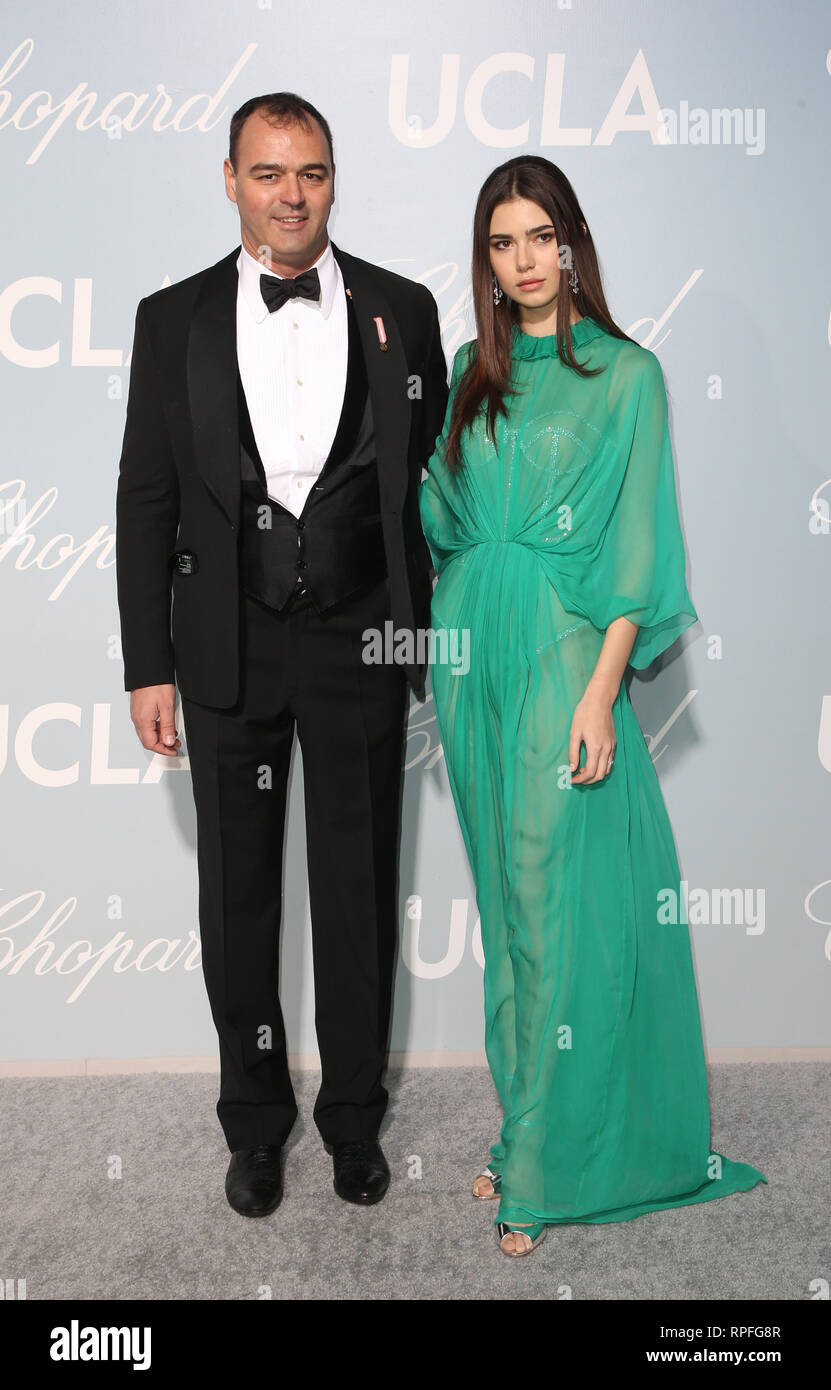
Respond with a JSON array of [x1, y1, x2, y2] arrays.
[[500, 1227, 533, 1255]]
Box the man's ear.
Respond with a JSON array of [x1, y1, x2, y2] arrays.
[[223, 157, 238, 205]]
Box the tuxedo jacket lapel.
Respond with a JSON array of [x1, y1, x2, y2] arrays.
[[186, 247, 240, 528], [330, 242, 411, 513]]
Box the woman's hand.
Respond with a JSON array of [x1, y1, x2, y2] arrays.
[[569, 689, 617, 785], [568, 616, 635, 784]]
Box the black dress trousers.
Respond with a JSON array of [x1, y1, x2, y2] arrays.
[[181, 578, 408, 1152]]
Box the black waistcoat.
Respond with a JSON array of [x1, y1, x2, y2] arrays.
[[238, 290, 387, 613]]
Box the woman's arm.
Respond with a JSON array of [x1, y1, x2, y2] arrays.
[[569, 615, 638, 784]]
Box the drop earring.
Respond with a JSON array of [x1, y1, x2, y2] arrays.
[[569, 265, 579, 296], [492, 274, 503, 306]]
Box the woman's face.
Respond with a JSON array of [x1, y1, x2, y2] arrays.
[[488, 197, 563, 312]]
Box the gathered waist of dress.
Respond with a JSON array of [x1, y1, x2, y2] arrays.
[[433, 538, 598, 650]]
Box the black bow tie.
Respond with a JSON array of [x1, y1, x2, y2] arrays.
[[259, 268, 321, 313]]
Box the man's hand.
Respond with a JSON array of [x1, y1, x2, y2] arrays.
[[130, 684, 181, 756]]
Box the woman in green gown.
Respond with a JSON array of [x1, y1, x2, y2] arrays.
[[418, 156, 766, 1257]]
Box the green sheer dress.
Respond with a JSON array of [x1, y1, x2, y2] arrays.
[[418, 317, 766, 1228]]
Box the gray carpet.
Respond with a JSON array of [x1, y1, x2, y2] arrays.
[[1, 1065, 826, 1300]]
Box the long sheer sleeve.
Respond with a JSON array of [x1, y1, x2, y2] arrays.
[[419, 342, 474, 576], [579, 351, 698, 669]]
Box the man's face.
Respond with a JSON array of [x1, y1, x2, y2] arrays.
[[223, 111, 335, 276]]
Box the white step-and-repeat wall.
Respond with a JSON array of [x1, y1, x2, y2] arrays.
[[1, 1, 828, 1066]]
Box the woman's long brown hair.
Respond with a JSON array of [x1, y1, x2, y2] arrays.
[[445, 155, 634, 470]]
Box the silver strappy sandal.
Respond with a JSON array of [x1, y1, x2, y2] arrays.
[[472, 1166, 502, 1200], [496, 1220, 547, 1257]]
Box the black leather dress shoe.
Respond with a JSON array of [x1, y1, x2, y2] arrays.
[[324, 1139, 390, 1205], [225, 1144, 284, 1217]]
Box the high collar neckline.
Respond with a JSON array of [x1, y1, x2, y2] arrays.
[[510, 315, 606, 358]]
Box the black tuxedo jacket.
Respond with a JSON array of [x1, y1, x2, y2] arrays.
[[115, 240, 449, 705]]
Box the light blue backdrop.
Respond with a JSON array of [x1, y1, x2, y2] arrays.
[[1, 0, 828, 1065]]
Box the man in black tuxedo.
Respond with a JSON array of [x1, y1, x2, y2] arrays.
[[115, 93, 448, 1216]]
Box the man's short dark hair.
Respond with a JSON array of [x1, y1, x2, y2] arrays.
[[228, 93, 334, 170]]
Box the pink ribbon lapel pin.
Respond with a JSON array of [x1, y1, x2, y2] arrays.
[[373, 315, 389, 351]]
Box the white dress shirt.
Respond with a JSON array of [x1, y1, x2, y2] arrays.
[[236, 239, 349, 518]]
